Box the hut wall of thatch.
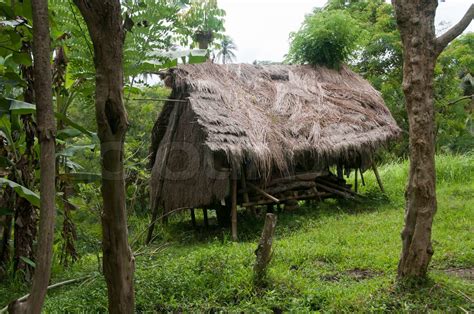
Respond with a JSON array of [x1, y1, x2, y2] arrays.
[[150, 100, 230, 213]]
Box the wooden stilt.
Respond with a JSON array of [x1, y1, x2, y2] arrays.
[[190, 208, 196, 228], [337, 164, 343, 180], [247, 182, 279, 203], [354, 168, 358, 193], [202, 208, 209, 227], [231, 178, 238, 241], [372, 163, 385, 193], [359, 168, 366, 186], [241, 171, 256, 216]]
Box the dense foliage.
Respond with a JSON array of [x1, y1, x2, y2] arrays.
[[287, 9, 361, 69]]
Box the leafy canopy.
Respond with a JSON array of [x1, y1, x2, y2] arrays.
[[286, 9, 361, 69]]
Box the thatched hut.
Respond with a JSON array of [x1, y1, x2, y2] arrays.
[[147, 63, 400, 240]]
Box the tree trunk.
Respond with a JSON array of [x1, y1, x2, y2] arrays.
[[254, 213, 277, 285], [73, 1, 135, 312], [392, 0, 474, 280], [9, 0, 57, 311]]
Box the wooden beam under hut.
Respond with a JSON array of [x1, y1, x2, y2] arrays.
[[372, 163, 385, 193], [354, 168, 358, 193], [315, 183, 356, 200], [265, 181, 316, 195], [241, 171, 256, 216], [247, 182, 280, 203], [315, 178, 360, 197], [242, 191, 332, 207], [337, 164, 344, 179], [359, 168, 366, 186], [202, 208, 209, 227], [267, 171, 328, 186], [231, 178, 238, 241], [190, 208, 196, 228]]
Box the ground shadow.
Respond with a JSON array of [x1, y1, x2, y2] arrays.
[[151, 191, 393, 246]]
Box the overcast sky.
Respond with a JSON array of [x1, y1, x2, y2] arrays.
[[218, 0, 474, 63]]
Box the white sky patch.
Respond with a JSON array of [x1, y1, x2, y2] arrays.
[[218, 0, 474, 64]]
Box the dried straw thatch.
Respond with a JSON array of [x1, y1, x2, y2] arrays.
[[150, 63, 401, 213]]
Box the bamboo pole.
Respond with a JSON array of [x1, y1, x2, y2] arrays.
[[315, 183, 356, 199], [354, 168, 358, 193], [359, 168, 366, 186], [202, 208, 209, 227], [190, 208, 196, 228], [247, 182, 280, 203], [242, 191, 331, 207], [231, 178, 238, 241], [2, 276, 92, 313], [241, 171, 256, 215], [315, 178, 359, 196], [372, 163, 385, 193], [337, 164, 344, 179]]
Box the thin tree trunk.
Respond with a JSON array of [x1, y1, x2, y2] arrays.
[[392, 0, 474, 280], [254, 213, 277, 285], [9, 0, 56, 311], [73, 1, 135, 312]]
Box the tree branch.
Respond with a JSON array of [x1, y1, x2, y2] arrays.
[[436, 4, 474, 55]]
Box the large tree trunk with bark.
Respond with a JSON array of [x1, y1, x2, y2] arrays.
[[392, 0, 474, 280], [9, 0, 57, 311], [73, 1, 135, 312]]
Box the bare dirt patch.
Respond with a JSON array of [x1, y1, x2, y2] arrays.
[[444, 267, 474, 281], [320, 268, 381, 282]]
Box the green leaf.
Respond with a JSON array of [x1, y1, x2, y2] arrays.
[[8, 98, 36, 115], [1, 99, 96, 140], [54, 112, 97, 140], [57, 128, 82, 140], [0, 178, 40, 207], [12, 52, 32, 67], [20, 256, 36, 268]]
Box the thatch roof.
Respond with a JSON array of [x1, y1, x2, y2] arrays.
[[150, 63, 401, 211]]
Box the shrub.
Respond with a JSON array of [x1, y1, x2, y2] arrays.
[[286, 9, 361, 69]]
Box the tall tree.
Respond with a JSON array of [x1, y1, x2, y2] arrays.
[[391, 0, 473, 280], [72, 0, 135, 312], [9, 0, 56, 311]]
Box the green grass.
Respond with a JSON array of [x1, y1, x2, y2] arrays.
[[1, 154, 473, 312]]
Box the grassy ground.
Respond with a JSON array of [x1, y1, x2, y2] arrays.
[[1, 154, 473, 312]]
